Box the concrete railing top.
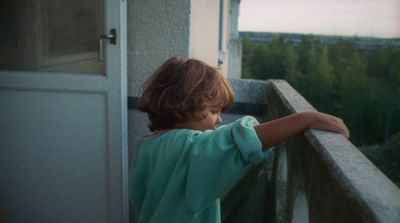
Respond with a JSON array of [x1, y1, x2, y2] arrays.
[[267, 79, 400, 223]]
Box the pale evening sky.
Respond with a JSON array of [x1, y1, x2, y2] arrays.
[[238, 0, 400, 38]]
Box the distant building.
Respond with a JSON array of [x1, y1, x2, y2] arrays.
[[240, 31, 400, 50]]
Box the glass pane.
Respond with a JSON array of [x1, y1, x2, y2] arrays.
[[0, 0, 105, 74]]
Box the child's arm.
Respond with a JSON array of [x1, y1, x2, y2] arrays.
[[254, 111, 349, 148]]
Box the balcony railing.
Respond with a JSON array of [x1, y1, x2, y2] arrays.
[[222, 79, 400, 223]]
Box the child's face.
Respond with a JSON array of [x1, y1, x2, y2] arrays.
[[175, 102, 223, 131], [195, 106, 222, 131]]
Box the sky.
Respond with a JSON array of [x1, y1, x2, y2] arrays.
[[238, 0, 400, 38]]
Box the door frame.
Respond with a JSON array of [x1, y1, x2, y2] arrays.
[[0, 0, 129, 222]]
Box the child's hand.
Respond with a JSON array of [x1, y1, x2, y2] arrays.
[[307, 112, 350, 139], [254, 111, 350, 148]]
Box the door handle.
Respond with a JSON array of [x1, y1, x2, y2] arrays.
[[99, 29, 117, 61]]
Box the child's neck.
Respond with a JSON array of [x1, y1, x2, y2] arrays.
[[174, 121, 201, 131]]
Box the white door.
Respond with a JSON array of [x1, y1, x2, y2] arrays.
[[0, 1, 128, 222]]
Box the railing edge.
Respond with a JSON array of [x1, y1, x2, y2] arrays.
[[267, 79, 400, 223]]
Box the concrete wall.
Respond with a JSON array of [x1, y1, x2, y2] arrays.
[[228, 39, 242, 79], [189, 0, 232, 75], [127, 0, 191, 97], [220, 0, 231, 74], [267, 80, 400, 223], [228, 0, 242, 79], [127, 0, 236, 94], [189, 0, 219, 68], [222, 80, 400, 223]]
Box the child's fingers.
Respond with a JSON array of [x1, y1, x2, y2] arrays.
[[334, 117, 350, 139], [310, 113, 350, 139]]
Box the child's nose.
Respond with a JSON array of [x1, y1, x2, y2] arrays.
[[217, 116, 222, 124]]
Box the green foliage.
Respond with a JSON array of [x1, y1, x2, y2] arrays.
[[242, 35, 400, 146], [242, 35, 400, 185], [242, 37, 298, 80], [362, 133, 400, 186]]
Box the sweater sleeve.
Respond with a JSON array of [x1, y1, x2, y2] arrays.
[[185, 116, 265, 213]]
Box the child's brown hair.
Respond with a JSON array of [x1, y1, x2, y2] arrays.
[[138, 57, 235, 131]]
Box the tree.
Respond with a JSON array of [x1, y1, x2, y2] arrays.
[[362, 132, 400, 187], [242, 36, 299, 80], [287, 39, 335, 113], [241, 34, 400, 186], [241, 38, 256, 79]]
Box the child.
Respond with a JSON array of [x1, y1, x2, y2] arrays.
[[130, 57, 349, 223]]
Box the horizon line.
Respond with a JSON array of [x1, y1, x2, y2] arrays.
[[238, 30, 400, 40]]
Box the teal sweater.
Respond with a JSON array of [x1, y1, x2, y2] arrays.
[[130, 116, 266, 223]]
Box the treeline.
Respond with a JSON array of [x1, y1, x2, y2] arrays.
[[242, 36, 400, 185]]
